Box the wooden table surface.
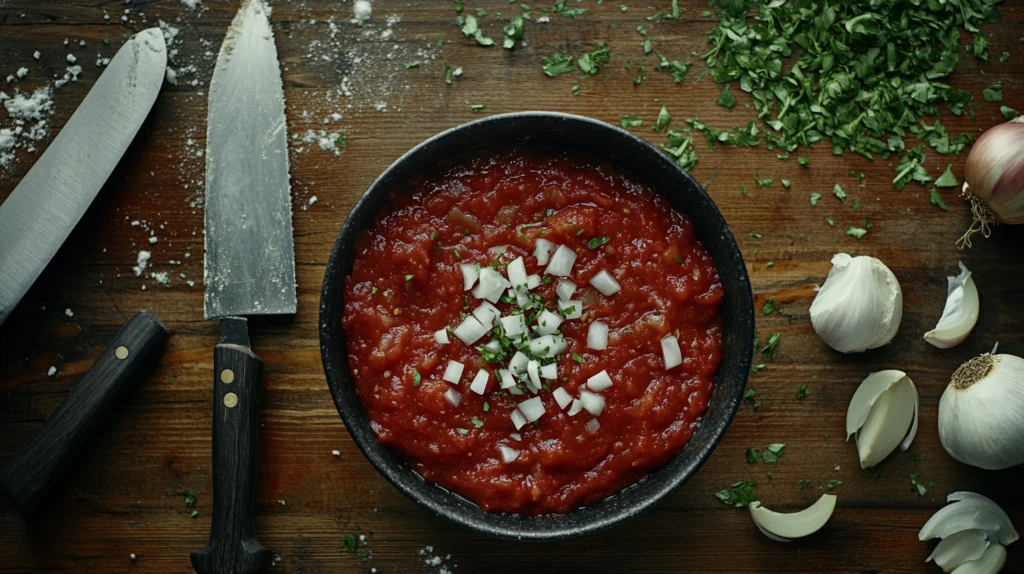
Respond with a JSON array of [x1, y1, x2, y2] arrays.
[[2, 1, 1023, 572]]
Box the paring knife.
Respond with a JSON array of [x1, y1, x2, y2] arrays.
[[190, 1, 296, 573], [0, 29, 167, 327], [0, 311, 170, 514]]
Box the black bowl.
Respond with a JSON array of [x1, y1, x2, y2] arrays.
[[319, 112, 754, 540]]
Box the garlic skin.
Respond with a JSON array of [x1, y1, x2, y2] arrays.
[[938, 353, 1024, 470], [924, 262, 979, 349], [846, 370, 919, 468], [749, 494, 836, 542], [810, 254, 902, 353]]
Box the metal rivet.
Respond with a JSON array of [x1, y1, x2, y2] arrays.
[[223, 393, 239, 408], [220, 369, 235, 384], [115, 346, 129, 360]]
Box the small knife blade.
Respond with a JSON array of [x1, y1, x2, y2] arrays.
[[202, 0, 296, 320], [0, 29, 167, 327]]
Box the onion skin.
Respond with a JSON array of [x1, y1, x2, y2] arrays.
[[964, 117, 1024, 226]]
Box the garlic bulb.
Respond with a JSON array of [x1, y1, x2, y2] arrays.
[[846, 370, 919, 468], [810, 254, 903, 353], [938, 352, 1024, 470], [920, 492, 1018, 573], [959, 117, 1024, 249], [749, 494, 836, 542], [924, 262, 979, 349]]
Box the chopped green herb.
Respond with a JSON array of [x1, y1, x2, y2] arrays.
[[930, 188, 948, 211], [642, 39, 652, 54], [471, 416, 484, 428], [470, 103, 486, 112], [716, 83, 735, 109], [749, 232, 762, 239], [826, 218, 834, 226], [404, 274, 414, 281], [762, 443, 785, 466], [552, 0, 585, 18], [660, 129, 697, 170], [476, 7, 487, 16], [745, 448, 762, 464], [405, 61, 422, 69], [371, 286, 379, 294], [983, 83, 1003, 102], [760, 333, 780, 359], [633, 65, 646, 86], [572, 84, 581, 96], [751, 363, 765, 373], [456, 428, 469, 435], [833, 183, 847, 204], [444, 65, 454, 84], [714, 481, 758, 508], [191, 510, 199, 518], [620, 114, 644, 129], [1002, 106, 1020, 121], [503, 15, 524, 49], [798, 156, 809, 167], [825, 480, 843, 492], [587, 236, 611, 249], [578, 42, 610, 76], [483, 402, 490, 411], [655, 106, 671, 132], [845, 226, 868, 240], [335, 134, 347, 149], [797, 479, 812, 492], [762, 297, 775, 315], [542, 52, 575, 77], [934, 164, 959, 188], [754, 170, 772, 188], [796, 385, 809, 400], [184, 491, 197, 507], [809, 192, 821, 206], [412, 370, 421, 386], [744, 388, 760, 410], [781, 179, 791, 188], [764, 261, 774, 268]]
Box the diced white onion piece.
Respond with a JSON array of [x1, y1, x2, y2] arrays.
[[588, 321, 609, 350], [550, 334, 568, 356], [749, 494, 837, 542], [556, 279, 577, 302], [545, 245, 577, 277], [472, 267, 506, 303], [540, 363, 557, 380], [442, 360, 465, 383], [444, 387, 462, 407], [527, 360, 541, 388], [460, 263, 479, 291], [510, 433, 522, 441], [453, 315, 489, 345], [552, 387, 572, 409], [509, 351, 529, 375], [515, 290, 535, 309], [587, 370, 613, 392], [511, 409, 528, 430], [500, 314, 527, 337], [568, 399, 584, 416], [559, 299, 583, 320], [484, 339, 501, 352], [470, 370, 489, 395], [526, 274, 542, 290], [508, 386, 524, 395], [580, 390, 605, 416], [498, 445, 520, 463], [661, 335, 682, 370], [534, 238, 555, 266], [518, 397, 546, 422], [507, 256, 529, 292], [528, 335, 561, 358], [534, 310, 563, 336], [497, 368, 515, 389], [434, 329, 450, 345], [590, 269, 621, 296], [472, 301, 501, 327]]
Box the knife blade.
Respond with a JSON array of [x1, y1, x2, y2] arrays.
[[191, 1, 294, 572], [0, 29, 167, 327]]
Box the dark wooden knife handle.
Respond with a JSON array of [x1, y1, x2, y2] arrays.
[[191, 317, 270, 574], [0, 310, 169, 515]]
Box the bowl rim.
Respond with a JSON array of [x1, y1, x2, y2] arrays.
[[319, 111, 753, 540]]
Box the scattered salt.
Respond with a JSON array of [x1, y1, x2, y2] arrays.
[[66, 53, 77, 64], [352, 0, 372, 24], [181, 0, 201, 10], [133, 251, 152, 276], [47, 366, 57, 376], [332, 449, 340, 456], [148, 236, 158, 244], [16, 67, 27, 79], [64, 308, 73, 317], [308, 195, 318, 206], [32, 51, 40, 60], [151, 272, 170, 286]]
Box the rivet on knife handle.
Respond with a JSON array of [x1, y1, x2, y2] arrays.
[[0, 311, 170, 514], [191, 317, 271, 574]]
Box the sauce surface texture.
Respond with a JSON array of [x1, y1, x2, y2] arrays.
[[343, 148, 723, 514]]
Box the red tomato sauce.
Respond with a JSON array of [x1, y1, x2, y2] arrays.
[[342, 147, 723, 515]]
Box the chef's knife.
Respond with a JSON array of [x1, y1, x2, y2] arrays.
[[0, 29, 167, 327], [190, 1, 296, 573], [0, 311, 169, 514]]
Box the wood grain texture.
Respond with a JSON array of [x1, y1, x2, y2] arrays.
[[1, 0, 1023, 572]]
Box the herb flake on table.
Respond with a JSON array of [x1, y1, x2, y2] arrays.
[[542, 52, 574, 77], [832, 183, 847, 203], [983, 83, 1003, 102], [809, 192, 821, 206], [578, 42, 610, 76], [760, 333, 780, 359], [715, 481, 758, 507], [845, 226, 868, 240], [934, 163, 959, 188], [762, 297, 775, 315], [796, 384, 809, 399], [716, 83, 735, 108], [620, 114, 643, 129], [825, 480, 843, 492], [654, 106, 671, 132]]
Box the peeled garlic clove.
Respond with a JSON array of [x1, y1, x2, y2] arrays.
[[950, 543, 1006, 574], [748, 494, 837, 541], [810, 253, 903, 353], [846, 370, 917, 468], [919, 492, 1019, 546], [938, 353, 1024, 470], [924, 262, 980, 349], [928, 530, 990, 573]]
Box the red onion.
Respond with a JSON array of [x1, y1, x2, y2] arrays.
[[959, 117, 1024, 248]]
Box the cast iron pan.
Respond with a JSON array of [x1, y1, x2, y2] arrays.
[[319, 112, 754, 540]]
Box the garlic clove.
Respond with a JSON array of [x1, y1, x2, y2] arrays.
[[938, 353, 1024, 470], [919, 492, 1019, 546], [809, 253, 903, 354], [748, 494, 837, 541], [856, 376, 916, 468], [927, 530, 990, 573], [900, 377, 921, 452], [846, 370, 907, 439], [924, 262, 980, 349], [949, 543, 1006, 574]]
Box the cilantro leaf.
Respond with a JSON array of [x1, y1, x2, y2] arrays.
[[809, 192, 821, 206], [578, 42, 610, 76], [983, 83, 1003, 102], [716, 83, 736, 108], [714, 481, 758, 508], [542, 52, 575, 77], [934, 164, 959, 188], [655, 106, 671, 132]]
